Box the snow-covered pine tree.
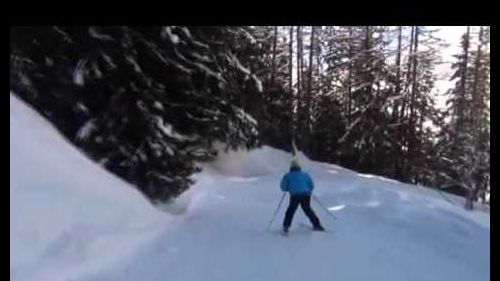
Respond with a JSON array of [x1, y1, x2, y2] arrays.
[[307, 26, 330, 160], [334, 26, 394, 173], [10, 26, 261, 202], [402, 26, 444, 184], [468, 26, 490, 206], [251, 26, 294, 151], [374, 26, 444, 184], [308, 26, 351, 162], [435, 26, 490, 209]]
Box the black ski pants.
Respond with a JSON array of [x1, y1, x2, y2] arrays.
[[283, 194, 322, 228]]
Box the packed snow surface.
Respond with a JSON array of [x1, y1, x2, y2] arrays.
[[10, 94, 489, 281]]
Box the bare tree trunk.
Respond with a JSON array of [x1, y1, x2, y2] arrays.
[[393, 26, 402, 121], [364, 26, 373, 98], [466, 26, 484, 211], [270, 26, 278, 85], [296, 26, 302, 98], [465, 185, 475, 210], [400, 27, 414, 122], [296, 26, 303, 149], [308, 26, 315, 97], [407, 26, 419, 183], [472, 26, 483, 139], [457, 26, 470, 134], [289, 26, 294, 93], [306, 26, 315, 153], [299, 27, 306, 94], [392, 26, 403, 178], [315, 27, 322, 102], [456, 26, 471, 210], [315, 27, 322, 77], [399, 26, 415, 180], [347, 27, 353, 126], [289, 26, 295, 142], [409, 26, 419, 130]]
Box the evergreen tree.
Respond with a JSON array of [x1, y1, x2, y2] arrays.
[[10, 26, 262, 202], [247, 26, 293, 151], [435, 26, 490, 209], [11, 26, 489, 207]]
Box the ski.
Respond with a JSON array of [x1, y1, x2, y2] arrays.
[[297, 222, 332, 233]]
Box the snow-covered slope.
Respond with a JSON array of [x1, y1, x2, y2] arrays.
[[10, 94, 489, 281], [10, 94, 169, 281]]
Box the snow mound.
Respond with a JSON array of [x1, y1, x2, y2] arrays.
[[10, 94, 168, 281]]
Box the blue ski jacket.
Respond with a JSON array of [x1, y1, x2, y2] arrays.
[[280, 168, 314, 195]]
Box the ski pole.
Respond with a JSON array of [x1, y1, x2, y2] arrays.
[[266, 192, 287, 231], [312, 194, 338, 220]]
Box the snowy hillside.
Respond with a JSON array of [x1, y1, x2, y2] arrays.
[[10, 94, 169, 281], [10, 93, 489, 281]]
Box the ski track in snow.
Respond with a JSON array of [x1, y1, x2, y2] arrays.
[[10, 93, 489, 281]]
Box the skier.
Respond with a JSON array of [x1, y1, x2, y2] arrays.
[[280, 159, 324, 233]]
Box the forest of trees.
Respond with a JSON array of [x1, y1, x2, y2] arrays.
[[10, 26, 490, 210]]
